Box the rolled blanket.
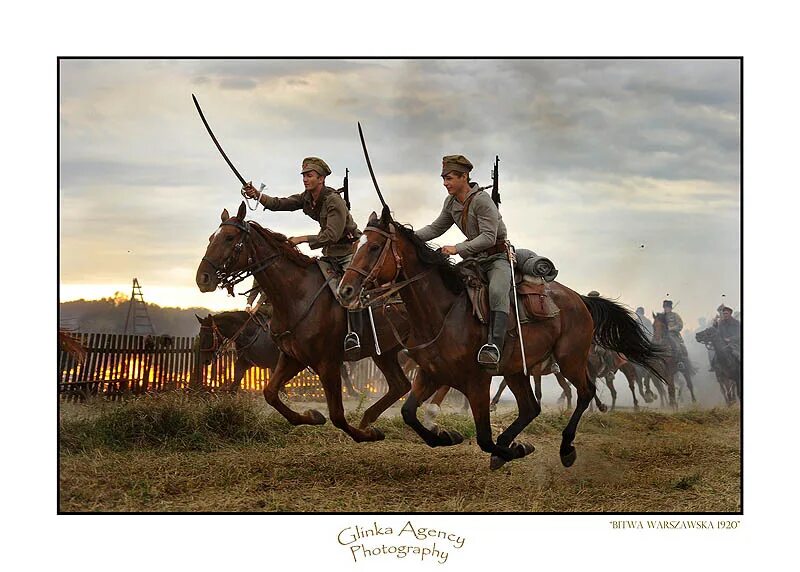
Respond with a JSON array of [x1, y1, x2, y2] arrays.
[[515, 248, 558, 282]]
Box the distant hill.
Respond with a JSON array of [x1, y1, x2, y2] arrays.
[[59, 294, 216, 337]]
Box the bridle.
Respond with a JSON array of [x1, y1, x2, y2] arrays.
[[198, 314, 263, 362], [202, 219, 281, 295], [349, 222, 457, 352]]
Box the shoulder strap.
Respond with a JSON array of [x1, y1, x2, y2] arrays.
[[460, 192, 478, 229]]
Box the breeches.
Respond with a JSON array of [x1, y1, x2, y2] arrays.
[[480, 257, 512, 314]]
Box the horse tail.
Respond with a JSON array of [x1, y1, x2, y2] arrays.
[[580, 295, 667, 383]]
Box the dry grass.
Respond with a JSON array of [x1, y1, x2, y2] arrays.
[[59, 394, 741, 513]]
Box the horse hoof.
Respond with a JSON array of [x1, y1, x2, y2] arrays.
[[597, 403, 608, 413], [439, 429, 464, 446], [370, 427, 385, 441], [489, 403, 497, 412], [512, 442, 535, 458], [490, 455, 507, 470], [306, 409, 326, 425], [560, 448, 577, 467]]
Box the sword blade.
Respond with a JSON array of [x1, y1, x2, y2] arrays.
[[192, 94, 247, 186], [357, 122, 388, 209]]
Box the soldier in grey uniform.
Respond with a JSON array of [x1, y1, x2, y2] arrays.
[[636, 306, 653, 340], [415, 155, 512, 368], [242, 157, 364, 352], [662, 300, 691, 370], [714, 304, 741, 362]]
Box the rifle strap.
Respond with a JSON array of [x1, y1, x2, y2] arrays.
[[460, 193, 478, 230]]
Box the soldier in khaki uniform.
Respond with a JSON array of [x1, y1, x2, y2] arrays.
[[662, 300, 691, 370], [242, 157, 364, 351], [415, 155, 511, 368]]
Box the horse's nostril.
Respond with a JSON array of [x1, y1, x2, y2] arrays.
[[200, 273, 210, 284]]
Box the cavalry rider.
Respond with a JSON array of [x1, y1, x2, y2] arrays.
[[662, 299, 691, 371], [242, 157, 364, 352], [415, 154, 511, 368], [713, 304, 741, 363], [635, 306, 654, 340], [245, 278, 273, 318]]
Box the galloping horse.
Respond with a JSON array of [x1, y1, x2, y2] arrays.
[[588, 346, 655, 410], [196, 311, 361, 396], [338, 209, 664, 468], [651, 313, 697, 408], [196, 203, 413, 442], [696, 326, 740, 406]]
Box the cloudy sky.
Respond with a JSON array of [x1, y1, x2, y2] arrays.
[[59, 58, 740, 326]]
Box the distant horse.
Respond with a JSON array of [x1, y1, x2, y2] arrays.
[[196, 311, 361, 396], [696, 326, 740, 406], [338, 209, 664, 468], [588, 346, 655, 410], [196, 203, 413, 442], [651, 313, 698, 408], [58, 329, 86, 363]]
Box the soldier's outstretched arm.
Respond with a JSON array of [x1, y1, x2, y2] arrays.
[[416, 197, 454, 242]]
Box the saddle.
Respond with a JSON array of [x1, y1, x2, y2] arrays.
[[458, 259, 560, 326]]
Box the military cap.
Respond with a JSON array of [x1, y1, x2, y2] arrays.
[[441, 154, 473, 176], [300, 157, 332, 176], [662, 300, 673, 308], [636, 306, 645, 314], [587, 290, 600, 297], [718, 304, 733, 312]]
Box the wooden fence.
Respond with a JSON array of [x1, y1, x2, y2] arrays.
[[58, 333, 388, 402]]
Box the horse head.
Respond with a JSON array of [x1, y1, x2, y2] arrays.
[[651, 312, 668, 342], [196, 202, 251, 293], [695, 326, 718, 345], [196, 313, 219, 366]]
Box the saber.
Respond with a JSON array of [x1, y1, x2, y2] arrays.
[[367, 306, 382, 356], [507, 241, 528, 375], [192, 94, 247, 186], [357, 122, 389, 210]]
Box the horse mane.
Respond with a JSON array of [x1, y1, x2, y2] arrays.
[[371, 215, 465, 295], [247, 221, 316, 267]]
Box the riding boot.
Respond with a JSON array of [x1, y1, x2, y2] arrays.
[[344, 309, 362, 355], [478, 311, 508, 369]]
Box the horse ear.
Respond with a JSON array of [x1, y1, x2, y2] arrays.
[[195, 314, 203, 323], [237, 201, 247, 220], [368, 211, 378, 224], [652, 312, 656, 319], [221, 209, 230, 222]]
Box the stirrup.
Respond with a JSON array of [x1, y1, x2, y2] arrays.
[[477, 343, 501, 367], [343, 332, 361, 353]]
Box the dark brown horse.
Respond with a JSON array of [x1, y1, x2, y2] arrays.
[[588, 346, 656, 410], [196, 203, 413, 442], [651, 313, 697, 408], [338, 209, 664, 468], [696, 325, 740, 406], [196, 311, 361, 396]]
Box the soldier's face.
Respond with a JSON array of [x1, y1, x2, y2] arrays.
[[302, 170, 325, 192], [442, 172, 469, 196], [722, 309, 733, 320]]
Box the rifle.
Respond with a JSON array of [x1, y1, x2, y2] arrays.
[[491, 155, 500, 207], [338, 168, 351, 210]]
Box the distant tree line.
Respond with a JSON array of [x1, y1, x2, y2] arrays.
[[60, 293, 213, 337]]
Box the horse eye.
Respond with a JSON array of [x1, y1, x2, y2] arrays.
[[369, 243, 380, 252], [225, 235, 234, 242]]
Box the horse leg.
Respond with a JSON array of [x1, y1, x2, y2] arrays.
[[400, 371, 464, 447], [423, 386, 450, 429], [358, 351, 411, 431], [604, 375, 618, 411], [621, 364, 639, 410], [554, 355, 598, 467], [230, 357, 247, 393], [555, 372, 573, 409], [489, 378, 508, 411], [341, 363, 360, 398], [682, 371, 697, 403], [263, 353, 326, 425], [463, 379, 519, 468], [317, 360, 384, 442], [491, 373, 539, 470]]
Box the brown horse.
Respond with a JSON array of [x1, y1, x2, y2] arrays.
[[195, 202, 413, 442], [588, 346, 656, 410], [338, 209, 664, 468], [196, 311, 361, 396], [651, 313, 697, 408]]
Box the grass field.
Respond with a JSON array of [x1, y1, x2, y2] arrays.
[[59, 393, 741, 513]]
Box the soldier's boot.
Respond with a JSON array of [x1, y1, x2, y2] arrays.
[[343, 310, 362, 354], [478, 311, 508, 369]]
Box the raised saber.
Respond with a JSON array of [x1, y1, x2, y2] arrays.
[[368, 306, 382, 356], [357, 122, 389, 210], [192, 94, 247, 186], [507, 241, 528, 375]]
